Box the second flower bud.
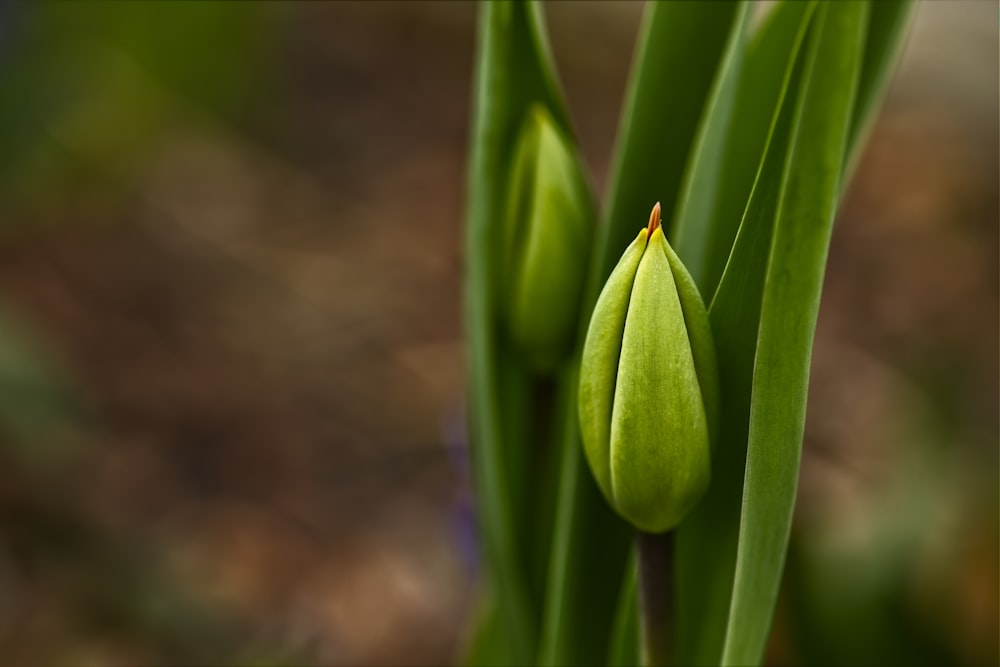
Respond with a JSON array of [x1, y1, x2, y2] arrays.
[[502, 106, 594, 373]]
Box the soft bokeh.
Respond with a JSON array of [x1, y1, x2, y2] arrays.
[[0, 2, 994, 665]]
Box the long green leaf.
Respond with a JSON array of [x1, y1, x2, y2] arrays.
[[538, 4, 741, 664], [721, 3, 868, 663], [686, 1, 816, 298], [465, 2, 583, 661], [675, 4, 817, 664], [537, 362, 631, 666], [459, 584, 515, 667], [607, 554, 639, 667], [596, 0, 741, 290], [676, 1, 915, 663], [847, 0, 915, 173], [670, 1, 751, 277]]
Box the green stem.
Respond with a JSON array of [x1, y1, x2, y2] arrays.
[[636, 530, 675, 667]]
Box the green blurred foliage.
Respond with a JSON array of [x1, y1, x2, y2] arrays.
[[784, 390, 997, 667], [0, 303, 84, 470], [0, 1, 276, 216], [0, 4, 288, 662]]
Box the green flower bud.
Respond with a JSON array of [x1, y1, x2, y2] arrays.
[[578, 203, 719, 533], [503, 105, 594, 372]]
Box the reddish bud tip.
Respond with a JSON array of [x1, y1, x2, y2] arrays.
[[647, 202, 662, 235]]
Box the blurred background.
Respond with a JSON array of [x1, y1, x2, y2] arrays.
[[0, 2, 994, 665]]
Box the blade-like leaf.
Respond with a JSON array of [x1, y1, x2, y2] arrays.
[[684, 1, 816, 298], [459, 584, 516, 667], [607, 554, 639, 667], [669, 1, 751, 276], [677, 2, 914, 663], [595, 0, 741, 291], [721, 3, 868, 663], [846, 0, 916, 173], [537, 362, 632, 666], [674, 4, 817, 664], [538, 4, 741, 664], [465, 2, 586, 661]]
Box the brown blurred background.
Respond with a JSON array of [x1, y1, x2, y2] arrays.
[[0, 2, 994, 665]]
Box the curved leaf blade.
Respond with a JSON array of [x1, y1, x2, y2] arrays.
[[670, 1, 751, 280], [721, 3, 869, 664], [692, 0, 816, 298], [538, 369, 632, 665], [596, 0, 741, 289], [674, 4, 817, 664], [846, 0, 916, 173], [607, 553, 639, 667], [464, 2, 586, 661]]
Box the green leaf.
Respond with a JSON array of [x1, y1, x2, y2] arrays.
[[680, 1, 815, 298], [595, 0, 742, 293], [670, 1, 751, 283], [459, 583, 516, 667], [538, 3, 741, 663], [722, 3, 869, 664], [0, 2, 274, 210], [607, 553, 639, 667], [847, 0, 916, 173], [465, 2, 583, 661], [538, 361, 632, 666], [674, 4, 817, 664], [676, 2, 914, 662]]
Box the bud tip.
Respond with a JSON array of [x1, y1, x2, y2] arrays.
[[647, 202, 662, 235]]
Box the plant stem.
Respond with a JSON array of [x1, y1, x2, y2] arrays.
[[636, 530, 674, 667]]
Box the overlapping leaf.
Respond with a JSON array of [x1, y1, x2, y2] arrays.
[[465, 2, 582, 661], [676, 5, 817, 663], [467, 2, 913, 666], [538, 4, 742, 664], [721, 4, 869, 663]]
